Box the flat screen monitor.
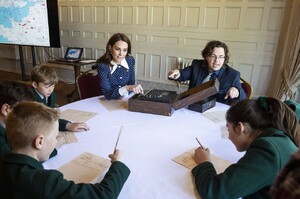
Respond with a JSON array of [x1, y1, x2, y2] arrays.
[[0, 0, 60, 47]]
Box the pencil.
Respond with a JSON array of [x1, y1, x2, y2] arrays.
[[114, 126, 123, 153], [195, 137, 204, 149]]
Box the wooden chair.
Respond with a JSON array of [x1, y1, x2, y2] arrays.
[[240, 77, 253, 99], [76, 70, 102, 99]]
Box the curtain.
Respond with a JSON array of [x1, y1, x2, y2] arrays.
[[277, 27, 300, 100]]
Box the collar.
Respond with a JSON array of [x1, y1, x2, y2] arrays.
[[34, 89, 46, 100], [0, 121, 5, 129], [209, 69, 221, 77], [110, 58, 129, 74]]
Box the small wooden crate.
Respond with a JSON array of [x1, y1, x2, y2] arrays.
[[128, 78, 219, 116]]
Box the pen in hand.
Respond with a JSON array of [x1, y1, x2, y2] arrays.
[[195, 137, 204, 149], [114, 126, 123, 153]]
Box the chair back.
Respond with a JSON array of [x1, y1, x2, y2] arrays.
[[76, 70, 102, 99], [240, 77, 253, 99]]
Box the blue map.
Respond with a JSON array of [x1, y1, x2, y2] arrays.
[[0, 0, 50, 46]]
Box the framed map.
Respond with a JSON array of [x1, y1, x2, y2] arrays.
[[0, 0, 60, 47]]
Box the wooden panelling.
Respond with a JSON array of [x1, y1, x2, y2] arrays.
[[9, 0, 286, 97]]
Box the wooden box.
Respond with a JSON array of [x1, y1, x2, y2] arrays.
[[128, 78, 219, 116]]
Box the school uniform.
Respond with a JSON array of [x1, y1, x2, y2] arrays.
[[176, 59, 247, 105], [32, 88, 69, 131], [192, 127, 298, 199], [0, 153, 130, 199], [98, 55, 135, 100], [0, 125, 10, 158]]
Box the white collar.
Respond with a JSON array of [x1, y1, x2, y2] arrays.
[[110, 59, 129, 74]]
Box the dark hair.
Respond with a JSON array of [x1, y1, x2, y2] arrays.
[[97, 33, 132, 65], [0, 81, 34, 107], [226, 97, 300, 146], [201, 40, 230, 66]]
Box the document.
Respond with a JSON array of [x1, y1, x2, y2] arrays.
[[99, 96, 128, 111], [58, 152, 111, 183], [60, 109, 97, 122], [59, 131, 78, 144], [202, 110, 226, 123], [172, 148, 232, 174]]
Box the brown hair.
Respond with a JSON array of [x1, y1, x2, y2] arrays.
[[6, 101, 60, 150], [201, 40, 230, 66], [0, 80, 34, 107], [226, 97, 300, 146], [31, 65, 59, 85], [97, 33, 132, 65]]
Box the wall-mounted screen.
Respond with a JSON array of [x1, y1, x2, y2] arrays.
[[0, 0, 60, 47]]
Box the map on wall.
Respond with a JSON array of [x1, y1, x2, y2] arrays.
[[0, 0, 60, 47]]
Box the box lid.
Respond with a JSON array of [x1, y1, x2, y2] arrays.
[[172, 78, 220, 110]]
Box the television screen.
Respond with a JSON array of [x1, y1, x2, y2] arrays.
[[0, 0, 60, 47]]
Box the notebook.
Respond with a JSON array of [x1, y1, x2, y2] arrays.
[[137, 89, 177, 104], [56, 47, 83, 63]]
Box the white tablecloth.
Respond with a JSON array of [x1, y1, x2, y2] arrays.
[[43, 95, 244, 199]]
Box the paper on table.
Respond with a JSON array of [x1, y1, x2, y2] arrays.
[[58, 152, 111, 183], [60, 109, 97, 122], [172, 148, 232, 174], [220, 125, 229, 139], [202, 110, 226, 123], [59, 131, 78, 144], [99, 96, 128, 111]]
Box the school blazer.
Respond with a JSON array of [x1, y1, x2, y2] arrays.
[[192, 127, 298, 199], [0, 153, 130, 199], [32, 88, 69, 131]]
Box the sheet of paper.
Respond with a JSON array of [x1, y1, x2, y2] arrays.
[[220, 125, 229, 139], [172, 148, 232, 174], [60, 109, 97, 122], [99, 96, 128, 111], [202, 110, 226, 123], [59, 131, 78, 144], [58, 152, 111, 183]]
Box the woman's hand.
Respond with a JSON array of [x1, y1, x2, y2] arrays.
[[126, 84, 144, 94]]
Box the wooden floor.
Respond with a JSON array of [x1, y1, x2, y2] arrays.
[[0, 70, 75, 107]]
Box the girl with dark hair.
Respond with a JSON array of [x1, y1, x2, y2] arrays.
[[97, 33, 144, 100], [168, 40, 247, 105], [192, 96, 299, 199]]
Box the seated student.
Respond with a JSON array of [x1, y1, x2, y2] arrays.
[[192, 97, 299, 199], [97, 33, 144, 100], [31, 65, 89, 132], [168, 40, 247, 105], [270, 149, 300, 199], [0, 101, 130, 198], [284, 100, 300, 122], [0, 81, 63, 158]]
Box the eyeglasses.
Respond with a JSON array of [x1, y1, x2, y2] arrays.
[[208, 55, 225, 60]]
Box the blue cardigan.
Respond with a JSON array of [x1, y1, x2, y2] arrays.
[[98, 56, 135, 100]]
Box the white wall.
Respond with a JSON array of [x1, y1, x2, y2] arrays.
[[0, 0, 287, 98]]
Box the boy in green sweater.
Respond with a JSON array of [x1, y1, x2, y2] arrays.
[[0, 101, 130, 199]]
